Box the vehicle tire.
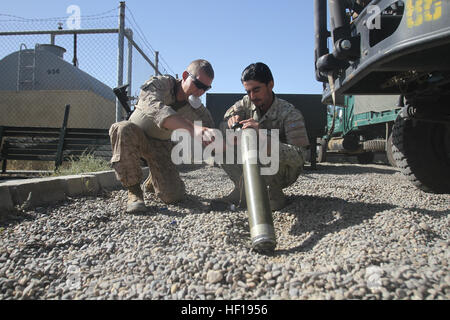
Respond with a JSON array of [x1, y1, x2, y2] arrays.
[[386, 133, 397, 167], [391, 116, 450, 193], [356, 152, 374, 164], [316, 139, 327, 163]]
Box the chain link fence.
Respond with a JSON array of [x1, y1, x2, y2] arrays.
[[0, 2, 175, 130]]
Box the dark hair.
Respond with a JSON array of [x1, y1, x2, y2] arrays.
[[241, 62, 274, 85]]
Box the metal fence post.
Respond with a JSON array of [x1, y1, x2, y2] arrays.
[[116, 1, 126, 122], [55, 104, 71, 170], [155, 51, 159, 76], [126, 28, 133, 100]]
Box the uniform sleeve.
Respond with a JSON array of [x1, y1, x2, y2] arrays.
[[135, 77, 177, 128], [284, 108, 310, 148], [176, 104, 215, 128], [193, 105, 215, 128], [223, 96, 250, 121]]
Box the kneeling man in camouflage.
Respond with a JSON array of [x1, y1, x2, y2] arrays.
[[220, 62, 310, 211], [109, 59, 216, 213]]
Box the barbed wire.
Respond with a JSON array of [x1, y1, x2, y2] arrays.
[[0, 8, 119, 33], [125, 17, 171, 75], [0, 7, 118, 23]]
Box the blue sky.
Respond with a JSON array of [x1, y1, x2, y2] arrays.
[[1, 0, 324, 96]]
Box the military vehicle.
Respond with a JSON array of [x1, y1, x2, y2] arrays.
[[314, 0, 450, 193]]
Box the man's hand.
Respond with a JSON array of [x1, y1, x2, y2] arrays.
[[240, 118, 260, 131], [163, 115, 215, 147], [202, 127, 216, 146], [227, 115, 242, 129], [194, 125, 215, 147], [228, 116, 259, 131]]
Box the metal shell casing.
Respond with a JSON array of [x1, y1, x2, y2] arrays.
[[241, 129, 276, 253]]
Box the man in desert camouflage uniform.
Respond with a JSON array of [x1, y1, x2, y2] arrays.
[[109, 59, 215, 213], [219, 62, 309, 211]]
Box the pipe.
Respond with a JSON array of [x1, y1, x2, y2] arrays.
[[72, 34, 78, 67], [126, 29, 133, 99], [124, 33, 160, 76], [116, 1, 126, 122], [327, 136, 361, 152], [314, 0, 329, 82], [328, 0, 349, 46], [0, 29, 119, 36]]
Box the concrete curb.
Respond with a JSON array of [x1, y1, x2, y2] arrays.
[[0, 168, 149, 216]]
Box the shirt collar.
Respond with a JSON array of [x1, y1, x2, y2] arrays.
[[252, 92, 279, 120]]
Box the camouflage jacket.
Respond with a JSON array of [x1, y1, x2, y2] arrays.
[[134, 75, 214, 140], [223, 94, 310, 167], [224, 94, 310, 148]]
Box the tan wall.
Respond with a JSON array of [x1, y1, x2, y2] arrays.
[[0, 90, 115, 129]]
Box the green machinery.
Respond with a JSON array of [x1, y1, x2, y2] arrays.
[[318, 95, 401, 166]]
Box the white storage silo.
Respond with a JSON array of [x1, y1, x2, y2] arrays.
[[0, 43, 116, 129]]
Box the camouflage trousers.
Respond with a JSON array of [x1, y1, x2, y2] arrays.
[[221, 143, 305, 192], [109, 121, 185, 204]]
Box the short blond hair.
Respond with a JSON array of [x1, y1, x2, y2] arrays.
[[187, 59, 214, 79]]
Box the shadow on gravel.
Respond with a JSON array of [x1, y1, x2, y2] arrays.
[[176, 163, 209, 173], [305, 164, 399, 176], [404, 207, 450, 219], [0, 209, 36, 228], [126, 206, 185, 218], [275, 195, 449, 256], [155, 194, 214, 216], [275, 194, 397, 255]]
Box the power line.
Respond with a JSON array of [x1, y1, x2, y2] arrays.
[[125, 8, 156, 53], [125, 6, 176, 76]]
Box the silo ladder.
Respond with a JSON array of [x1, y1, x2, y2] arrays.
[[16, 44, 36, 91]]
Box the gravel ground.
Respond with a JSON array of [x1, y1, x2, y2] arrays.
[[0, 162, 449, 300]]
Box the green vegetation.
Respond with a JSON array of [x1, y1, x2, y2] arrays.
[[50, 153, 111, 177], [7, 160, 54, 171]]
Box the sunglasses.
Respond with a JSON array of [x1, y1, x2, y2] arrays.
[[188, 72, 212, 91]]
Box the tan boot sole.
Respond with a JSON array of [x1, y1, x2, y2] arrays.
[[126, 201, 147, 213]]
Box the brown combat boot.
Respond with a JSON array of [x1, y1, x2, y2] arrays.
[[268, 186, 286, 211], [126, 184, 146, 213]]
